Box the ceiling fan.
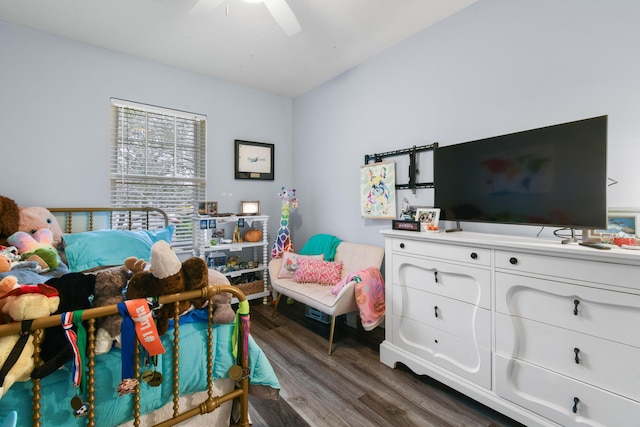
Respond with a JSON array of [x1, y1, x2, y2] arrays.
[[191, 0, 301, 36]]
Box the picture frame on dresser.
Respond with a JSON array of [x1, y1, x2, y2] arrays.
[[583, 208, 640, 242], [197, 201, 218, 216], [607, 209, 640, 235], [241, 201, 260, 215], [415, 207, 440, 231]]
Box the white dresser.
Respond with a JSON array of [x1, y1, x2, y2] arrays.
[[380, 229, 640, 427]]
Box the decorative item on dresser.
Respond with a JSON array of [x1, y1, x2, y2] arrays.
[[380, 229, 640, 427]]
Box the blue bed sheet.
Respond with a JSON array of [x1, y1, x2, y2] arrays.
[[0, 261, 70, 285], [0, 318, 279, 427]]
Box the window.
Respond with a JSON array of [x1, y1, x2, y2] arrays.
[[110, 98, 206, 253]]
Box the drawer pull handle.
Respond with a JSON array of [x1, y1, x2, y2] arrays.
[[573, 300, 580, 316], [470, 252, 478, 259], [434, 306, 438, 318], [434, 271, 438, 283], [572, 397, 580, 414], [400, 243, 405, 249], [509, 257, 518, 265], [574, 347, 580, 364]]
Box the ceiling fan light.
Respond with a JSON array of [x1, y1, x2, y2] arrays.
[[264, 0, 301, 36]]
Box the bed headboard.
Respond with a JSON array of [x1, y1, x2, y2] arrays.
[[48, 207, 169, 234]]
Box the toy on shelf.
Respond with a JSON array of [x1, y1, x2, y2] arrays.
[[271, 187, 298, 260]]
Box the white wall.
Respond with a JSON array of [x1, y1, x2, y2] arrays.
[[292, 0, 640, 247], [0, 20, 293, 243]]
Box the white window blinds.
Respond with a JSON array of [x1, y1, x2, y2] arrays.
[[110, 98, 206, 252]]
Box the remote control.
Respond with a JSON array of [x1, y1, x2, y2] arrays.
[[579, 242, 611, 250]]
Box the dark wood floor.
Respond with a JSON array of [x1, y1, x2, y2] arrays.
[[245, 300, 524, 427]]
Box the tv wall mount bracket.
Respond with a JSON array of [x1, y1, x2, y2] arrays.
[[364, 143, 438, 194]]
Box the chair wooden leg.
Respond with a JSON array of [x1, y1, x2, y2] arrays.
[[328, 316, 336, 355], [271, 293, 283, 319]]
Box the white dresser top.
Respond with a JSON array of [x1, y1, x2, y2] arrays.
[[381, 229, 640, 266]]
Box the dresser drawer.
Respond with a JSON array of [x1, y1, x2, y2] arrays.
[[392, 284, 491, 348], [392, 238, 491, 266], [392, 313, 491, 389], [496, 313, 640, 401], [393, 254, 491, 308], [496, 250, 640, 290], [496, 355, 640, 427], [496, 272, 640, 347]]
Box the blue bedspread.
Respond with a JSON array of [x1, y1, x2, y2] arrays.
[[0, 261, 70, 285], [0, 319, 280, 427]]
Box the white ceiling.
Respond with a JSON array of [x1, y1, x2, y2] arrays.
[[0, 0, 477, 97]]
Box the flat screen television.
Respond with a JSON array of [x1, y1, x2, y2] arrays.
[[434, 115, 607, 230]]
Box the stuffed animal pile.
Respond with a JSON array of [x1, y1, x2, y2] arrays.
[[0, 196, 62, 249], [126, 240, 212, 335], [0, 196, 238, 400]]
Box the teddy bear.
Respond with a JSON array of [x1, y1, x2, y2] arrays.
[[0, 247, 20, 269], [93, 266, 132, 355], [0, 283, 60, 398], [0, 255, 10, 274], [0, 196, 63, 249], [30, 273, 96, 380], [7, 229, 59, 271], [207, 269, 236, 325], [126, 240, 210, 335], [0, 276, 19, 323], [0, 197, 20, 248]]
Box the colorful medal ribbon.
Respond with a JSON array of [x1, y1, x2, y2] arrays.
[[117, 300, 165, 396], [61, 310, 87, 393], [117, 302, 137, 395], [124, 299, 165, 356], [232, 300, 250, 361]]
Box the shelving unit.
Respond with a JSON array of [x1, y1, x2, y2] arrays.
[[193, 215, 269, 304]]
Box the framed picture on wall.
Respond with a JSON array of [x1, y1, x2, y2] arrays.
[[360, 161, 397, 219], [234, 140, 274, 180]]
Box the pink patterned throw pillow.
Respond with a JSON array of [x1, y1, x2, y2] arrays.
[[293, 258, 343, 285], [277, 252, 324, 279]]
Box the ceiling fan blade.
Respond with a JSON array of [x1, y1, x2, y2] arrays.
[[190, 0, 225, 15], [264, 0, 301, 36]]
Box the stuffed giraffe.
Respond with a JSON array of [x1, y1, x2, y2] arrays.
[[271, 187, 298, 259]]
